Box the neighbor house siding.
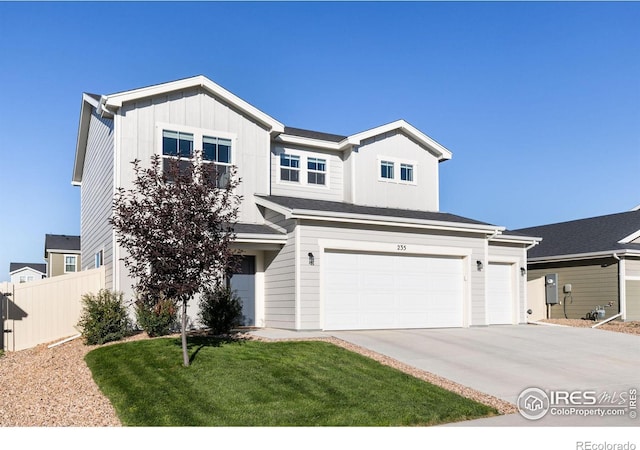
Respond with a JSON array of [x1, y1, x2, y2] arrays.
[[48, 253, 81, 277], [527, 260, 619, 320], [298, 222, 485, 330], [270, 144, 344, 202], [625, 280, 640, 321], [81, 110, 115, 288], [625, 258, 640, 321], [117, 87, 271, 225], [351, 131, 439, 212]]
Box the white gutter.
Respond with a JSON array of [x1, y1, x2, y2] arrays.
[[592, 313, 622, 328], [528, 249, 640, 264]]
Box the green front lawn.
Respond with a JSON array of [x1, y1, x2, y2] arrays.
[[85, 337, 497, 426]]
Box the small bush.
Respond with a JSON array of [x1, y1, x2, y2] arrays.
[[198, 285, 243, 335], [135, 297, 178, 337], [77, 289, 131, 345]]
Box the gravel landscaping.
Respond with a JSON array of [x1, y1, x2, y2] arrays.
[[2, 320, 637, 426]]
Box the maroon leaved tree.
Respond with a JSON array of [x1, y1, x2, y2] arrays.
[[110, 154, 242, 366]]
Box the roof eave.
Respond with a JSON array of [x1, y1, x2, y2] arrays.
[[103, 75, 284, 134], [346, 120, 453, 161], [528, 249, 640, 264], [72, 93, 100, 185], [254, 196, 503, 235]]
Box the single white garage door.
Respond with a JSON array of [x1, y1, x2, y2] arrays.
[[487, 263, 514, 324], [323, 251, 464, 330]]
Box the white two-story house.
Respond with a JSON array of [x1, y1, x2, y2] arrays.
[[72, 75, 539, 331]]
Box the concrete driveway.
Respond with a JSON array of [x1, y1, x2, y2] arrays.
[[330, 324, 640, 426]]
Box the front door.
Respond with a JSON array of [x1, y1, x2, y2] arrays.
[[230, 256, 256, 326]]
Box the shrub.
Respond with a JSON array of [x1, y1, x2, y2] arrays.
[[134, 296, 178, 337], [198, 285, 243, 335], [77, 289, 131, 345]]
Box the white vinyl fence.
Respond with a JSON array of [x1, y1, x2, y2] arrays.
[[1, 267, 105, 352]]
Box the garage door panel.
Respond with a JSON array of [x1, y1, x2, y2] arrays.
[[324, 251, 464, 330]]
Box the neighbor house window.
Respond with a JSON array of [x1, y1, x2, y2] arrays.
[[19, 276, 26, 283], [162, 130, 195, 179], [95, 250, 103, 268], [307, 157, 326, 185], [65, 255, 77, 273], [400, 164, 414, 182], [280, 154, 300, 182], [380, 161, 394, 179]]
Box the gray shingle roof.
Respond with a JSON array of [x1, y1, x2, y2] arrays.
[[9, 262, 46, 274], [233, 223, 284, 235], [514, 210, 640, 259], [44, 234, 81, 254], [283, 126, 347, 143], [257, 195, 496, 227]]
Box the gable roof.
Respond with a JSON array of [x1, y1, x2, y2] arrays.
[[514, 210, 640, 261], [44, 234, 81, 257], [73, 75, 286, 185], [73, 76, 453, 185], [276, 119, 453, 161], [9, 262, 47, 275]]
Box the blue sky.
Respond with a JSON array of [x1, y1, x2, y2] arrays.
[[0, 1, 638, 282]]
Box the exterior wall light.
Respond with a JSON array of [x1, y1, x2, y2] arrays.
[[476, 260, 483, 271], [308, 252, 314, 266], [521, 267, 526, 277]]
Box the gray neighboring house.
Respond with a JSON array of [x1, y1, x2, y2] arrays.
[[515, 209, 640, 321], [9, 263, 47, 283], [72, 75, 538, 331], [44, 234, 82, 277]]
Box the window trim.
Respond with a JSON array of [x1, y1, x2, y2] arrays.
[[377, 156, 417, 185], [64, 254, 78, 273], [275, 149, 330, 189]]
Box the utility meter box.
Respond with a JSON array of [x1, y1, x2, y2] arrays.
[[545, 273, 558, 305]]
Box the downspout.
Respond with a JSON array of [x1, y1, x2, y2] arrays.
[[613, 252, 625, 320]]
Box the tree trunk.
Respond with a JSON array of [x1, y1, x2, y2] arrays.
[[181, 299, 189, 367]]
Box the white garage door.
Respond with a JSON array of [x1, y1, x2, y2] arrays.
[[487, 263, 514, 324], [324, 251, 464, 330]]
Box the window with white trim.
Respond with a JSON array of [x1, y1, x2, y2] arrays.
[[380, 160, 394, 179], [400, 163, 414, 182], [307, 157, 326, 185], [161, 127, 234, 188], [280, 154, 300, 182], [378, 158, 417, 184], [64, 255, 77, 273]]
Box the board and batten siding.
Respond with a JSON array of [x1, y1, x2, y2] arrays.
[[350, 131, 440, 212], [81, 111, 115, 288], [270, 144, 344, 202], [527, 261, 619, 320], [297, 221, 487, 330], [262, 210, 297, 329], [117, 87, 271, 225]]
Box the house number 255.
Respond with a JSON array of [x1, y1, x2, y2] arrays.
[[397, 244, 407, 251]]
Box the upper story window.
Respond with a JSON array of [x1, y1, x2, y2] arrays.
[[280, 154, 300, 182], [380, 161, 395, 180], [65, 255, 77, 273], [307, 157, 326, 185], [159, 125, 235, 188], [400, 164, 414, 182], [95, 250, 103, 268], [379, 158, 416, 185]]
